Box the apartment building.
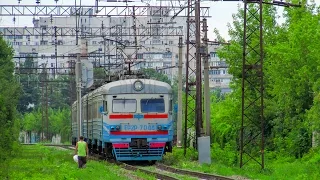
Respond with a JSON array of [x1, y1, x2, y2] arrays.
[[0, 7, 232, 92]]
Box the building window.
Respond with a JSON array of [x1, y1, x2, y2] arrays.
[[40, 40, 48, 45], [152, 40, 161, 44], [163, 52, 172, 58], [213, 70, 220, 75], [137, 54, 143, 59], [210, 52, 218, 58], [51, 63, 54, 67]]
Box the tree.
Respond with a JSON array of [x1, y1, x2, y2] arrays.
[[214, 1, 320, 159], [265, 3, 319, 157], [214, 3, 278, 154], [48, 108, 71, 143], [17, 56, 41, 113], [140, 68, 171, 85], [0, 36, 21, 178]]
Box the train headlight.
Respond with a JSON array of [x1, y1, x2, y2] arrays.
[[116, 125, 120, 130], [133, 80, 144, 91], [157, 125, 162, 130]]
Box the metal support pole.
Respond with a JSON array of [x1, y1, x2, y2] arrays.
[[46, 80, 48, 141], [107, 39, 111, 81], [132, 6, 138, 75], [177, 37, 183, 148], [259, 0, 265, 169], [54, 26, 57, 78], [184, 0, 191, 156], [76, 53, 82, 138], [195, 0, 203, 144], [104, 37, 106, 68], [41, 75, 44, 142], [240, 0, 247, 169], [202, 19, 210, 137]]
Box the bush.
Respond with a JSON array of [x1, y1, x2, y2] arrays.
[[211, 143, 238, 166]]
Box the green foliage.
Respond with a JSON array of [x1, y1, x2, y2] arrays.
[[17, 56, 72, 114], [162, 1, 320, 179], [163, 147, 320, 179], [213, 1, 320, 161], [211, 143, 238, 166], [48, 108, 71, 142], [20, 107, 71, 143], [8, 145, 152, 180], [210, 90, 240, 149], [47, 77, 72, 109], [0, 36, 21, 178], [17, 56, 41, 113], [264, 3, 320, 156], [140, 68, 171, 85], [94, 67, 106, 80]]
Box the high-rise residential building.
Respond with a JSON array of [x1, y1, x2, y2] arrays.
[[0, 7, 232, 92]]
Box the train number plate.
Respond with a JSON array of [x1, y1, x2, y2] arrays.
[[121, 124, 157, 131]]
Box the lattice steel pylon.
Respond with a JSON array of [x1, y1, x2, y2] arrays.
[[184, 0, 203, 155], [240, 0, 300, 169]]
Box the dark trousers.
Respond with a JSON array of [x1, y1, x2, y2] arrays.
[[78, 156, 87, 168]]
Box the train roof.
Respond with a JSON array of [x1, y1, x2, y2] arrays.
[[72, 79, 172, 106], [99, 78, 172, 94], [79, 79, 171, 99]]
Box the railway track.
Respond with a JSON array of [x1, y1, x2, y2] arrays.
[[155, 163, 234, 180], [23, 144, 234, 180], [120, 162, 179, 180]]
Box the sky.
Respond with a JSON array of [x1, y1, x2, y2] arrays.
[[0, 0, 319, 41]]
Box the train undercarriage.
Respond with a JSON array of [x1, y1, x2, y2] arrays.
[[73, 137, 172, 161]]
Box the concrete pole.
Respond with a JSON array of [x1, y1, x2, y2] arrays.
[[195, 0, 203, 142], [177, 37, 183, 148], [202, 19, 211, 137], [76, 53, 82, 138]]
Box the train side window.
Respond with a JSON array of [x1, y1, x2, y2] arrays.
[[103, 101, 108, 114], [169, 99, 172, 114], [88, 104, 92, 120]]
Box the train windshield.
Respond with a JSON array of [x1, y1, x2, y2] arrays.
[[112, 99, 136, 113], [141, 99, 165, 113]]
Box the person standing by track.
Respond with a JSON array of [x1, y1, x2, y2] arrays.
[[74, 136, 89, 168]]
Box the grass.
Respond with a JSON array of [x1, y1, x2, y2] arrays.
[[162, 147, 320, 180], [8, 144, 320, 179], [5, 144, 156, 180]]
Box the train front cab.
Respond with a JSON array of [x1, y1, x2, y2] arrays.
[[102, 80, 173, 161]]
